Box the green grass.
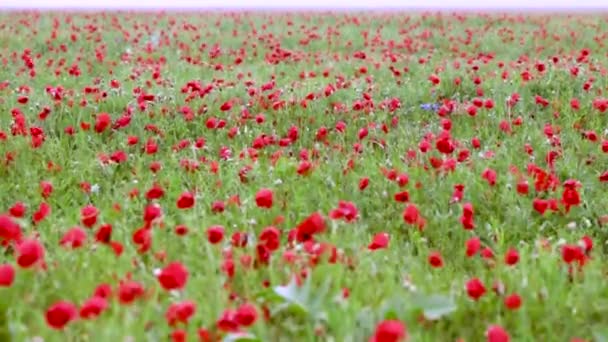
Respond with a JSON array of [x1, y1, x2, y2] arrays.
[[0, 10, 608, 342]]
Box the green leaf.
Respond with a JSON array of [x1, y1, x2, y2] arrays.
[[411, 294, 457, 321], [270, 275, 331, 321], [273, 276, 309, 312], [379, 296, 405, 320], [254, 288, 283, 303]]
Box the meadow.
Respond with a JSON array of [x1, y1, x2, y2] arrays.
[[1, 10, 608, 342]]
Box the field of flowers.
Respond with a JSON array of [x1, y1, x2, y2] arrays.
[[1, 10, 608, 342]]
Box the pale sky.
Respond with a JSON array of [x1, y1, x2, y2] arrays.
[[1, 0, 607, 9]]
